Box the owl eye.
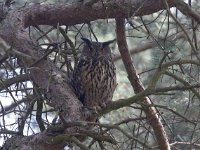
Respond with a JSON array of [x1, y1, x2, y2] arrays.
[[101, 48, 105, 52], [89, 47, 94, 52]]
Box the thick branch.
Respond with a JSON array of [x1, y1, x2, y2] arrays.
[[115, 18, 170, 150], [17, 0, 175, 27], [0, 74, 30, 91], [0, 6, 84, 150]]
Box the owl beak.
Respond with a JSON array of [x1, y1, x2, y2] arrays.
[[94, 51, 99, 59]]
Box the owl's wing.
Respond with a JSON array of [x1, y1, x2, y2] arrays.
[[72, 59, 86, 104]]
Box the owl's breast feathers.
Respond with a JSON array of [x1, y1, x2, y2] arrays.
[[72, 57, 116, 107]]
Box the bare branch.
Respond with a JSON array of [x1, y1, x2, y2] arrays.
[[115, 18, 170, 150], [0, 74, 30, 91], [173, 0, 200, 24]]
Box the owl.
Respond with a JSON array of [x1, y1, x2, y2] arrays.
[[72, 38, 117, 109]]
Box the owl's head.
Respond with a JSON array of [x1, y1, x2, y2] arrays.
[[81, 38, 115, 59]]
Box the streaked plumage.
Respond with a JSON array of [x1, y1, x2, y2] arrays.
[[72, 38, 116, 108]]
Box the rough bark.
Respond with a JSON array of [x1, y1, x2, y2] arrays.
[[0, 4, 84, 150], [20, 0, 175, 27]]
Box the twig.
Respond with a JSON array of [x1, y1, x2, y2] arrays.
[[173, 0, 200, 24]]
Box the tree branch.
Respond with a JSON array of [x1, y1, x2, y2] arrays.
[[5, 0, 175, 28], [173, 0, 200, 24], [113, 32, 185, 61], [0, 74, 30, 91], [115, 18, 170, 150]]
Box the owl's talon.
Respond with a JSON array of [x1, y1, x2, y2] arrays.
[[100, 102, 107, 109], [82, 106, 98, 114], [95, 106, 102, 112], [81, 106, 98, 120], [99, 100, 111, 110]]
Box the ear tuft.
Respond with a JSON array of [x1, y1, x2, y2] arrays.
[[81, 38, 92, 46], [102, 39, 116, 48]]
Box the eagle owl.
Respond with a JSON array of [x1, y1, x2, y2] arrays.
[[72, 38, 117, 109]]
